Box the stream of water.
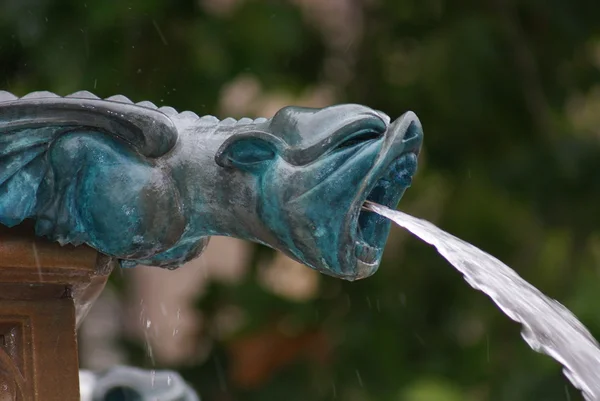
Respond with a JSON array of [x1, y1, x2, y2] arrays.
[[363, 201, 600, 400]]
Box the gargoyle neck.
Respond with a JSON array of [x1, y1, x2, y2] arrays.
[[167, 118, 275, 245]]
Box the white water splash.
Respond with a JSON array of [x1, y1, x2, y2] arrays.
[[364, 201, 600, 400]]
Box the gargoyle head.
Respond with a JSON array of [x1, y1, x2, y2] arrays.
[[214, 104, 422, 281]]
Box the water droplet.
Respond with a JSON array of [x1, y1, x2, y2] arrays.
[[355, 369, 363, 387]]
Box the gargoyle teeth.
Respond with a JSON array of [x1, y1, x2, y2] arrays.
[[384, 153, 417, 186], [398, 172, 413, 186], [355, 240, 379, 264]]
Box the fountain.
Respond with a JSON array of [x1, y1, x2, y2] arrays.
[[0, 90, 598, 399], [0, 90, 421, 399]]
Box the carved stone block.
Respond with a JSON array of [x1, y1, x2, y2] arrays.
[[0, 222, 114, 400]]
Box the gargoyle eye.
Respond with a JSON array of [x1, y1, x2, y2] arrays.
[[335, 129, 383, 151]]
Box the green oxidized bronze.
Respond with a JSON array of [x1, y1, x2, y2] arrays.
[[0, 90, 422, 281]]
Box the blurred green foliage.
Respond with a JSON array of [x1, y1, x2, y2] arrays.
[[2, 0, 600, 400]]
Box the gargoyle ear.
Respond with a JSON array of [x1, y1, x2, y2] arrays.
[[215, 135, 278, 173]]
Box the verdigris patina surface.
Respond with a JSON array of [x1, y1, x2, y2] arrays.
[[0, 90, 422, 280]]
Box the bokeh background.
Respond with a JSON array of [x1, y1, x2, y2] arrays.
[[2, 0, 600, 400]]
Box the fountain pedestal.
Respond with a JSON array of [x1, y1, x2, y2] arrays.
[[0, 223, 114, 401]]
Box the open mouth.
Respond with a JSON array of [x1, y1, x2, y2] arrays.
[[353, 151, 419, 265]]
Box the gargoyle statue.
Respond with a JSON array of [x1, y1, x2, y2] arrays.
[[0, 90, 422, 281]]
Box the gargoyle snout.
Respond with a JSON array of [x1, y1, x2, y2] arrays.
[[386, 111, 423, 156]]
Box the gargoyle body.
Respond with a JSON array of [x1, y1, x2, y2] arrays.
[[0, 90, 422, 280]]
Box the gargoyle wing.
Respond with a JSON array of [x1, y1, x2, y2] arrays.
[[0, 90, 180, 248]]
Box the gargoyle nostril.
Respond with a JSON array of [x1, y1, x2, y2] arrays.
[[402, 121, 421, 142]]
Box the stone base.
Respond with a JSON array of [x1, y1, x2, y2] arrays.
[[0, 222, 114, 401]]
